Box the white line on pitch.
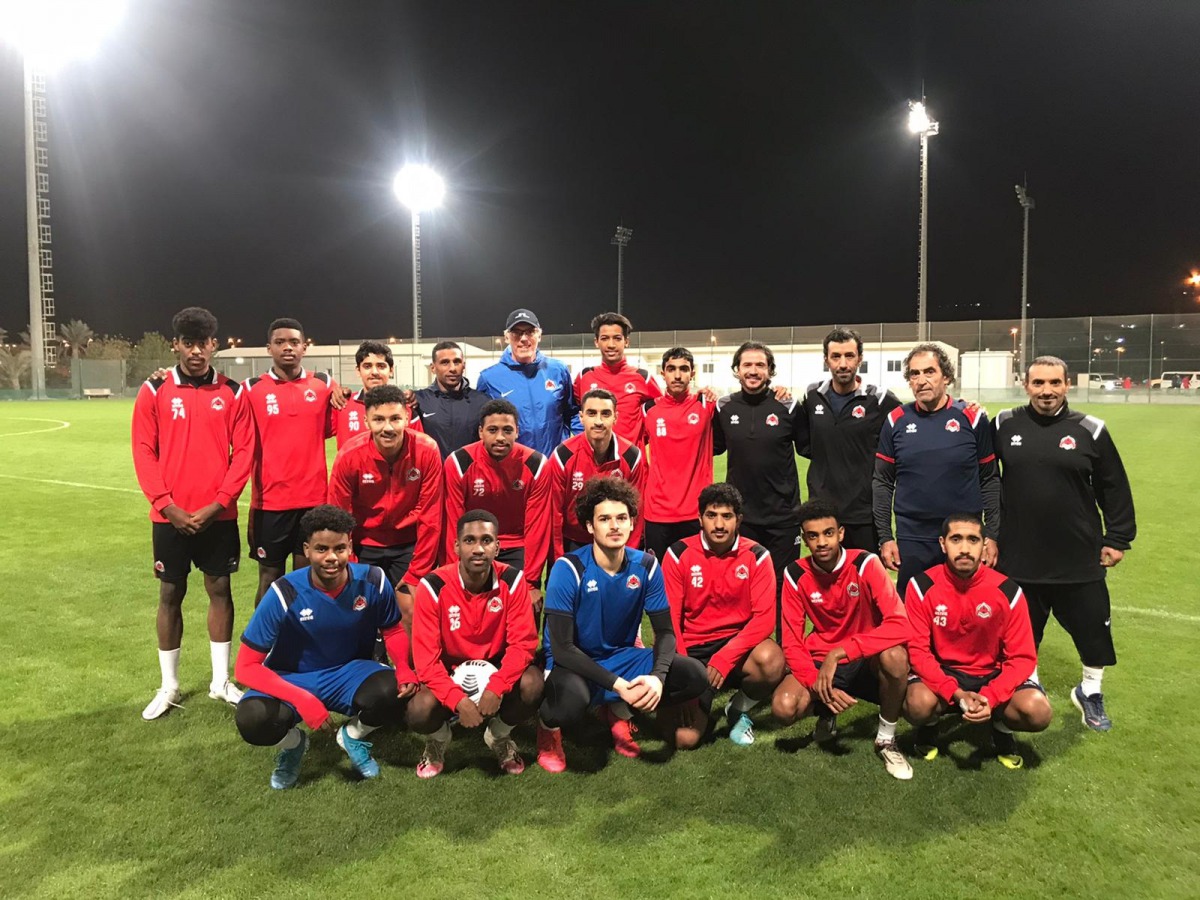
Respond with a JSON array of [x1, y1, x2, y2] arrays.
[[1113, 605, 1200, 624], [0, 418, 71, 437], [0, 473, 140, 494]]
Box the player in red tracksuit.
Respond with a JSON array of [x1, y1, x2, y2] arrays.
[[661, 483, 784, 749], [333, 340, 425, 450], [549, 388, 648, 559], [904, 512, 1053, 769], [572, 312, 663, 448], [772, 499, 915, 780], [443, 399, 552, 601], [327, 385, 443, 628], [408, 510, 543, 777], [132, 306, 254, 719], [242, 317, 339, 603]]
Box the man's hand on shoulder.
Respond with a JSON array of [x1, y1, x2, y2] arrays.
[[879, 540, 901, 571]]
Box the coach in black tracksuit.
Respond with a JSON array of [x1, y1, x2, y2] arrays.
[[995, 356, 1136, 731], [713, 342, 805, 610]]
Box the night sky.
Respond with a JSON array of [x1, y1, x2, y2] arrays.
[[1, 0, 1198, 344]]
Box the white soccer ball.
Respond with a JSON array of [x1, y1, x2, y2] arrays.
[[452, 659, 499, 702]]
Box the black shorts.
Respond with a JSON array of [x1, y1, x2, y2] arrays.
[[496, 546, 526, 577], [249, 508, 313, 566], [356, 543, 416, 587], [839, 522, 879, 554], [908, 665, 1045, 697], [1020, 580, 1116, 668], [812, 658, 879, 715], [153, 520, 240, 580], [644, 519, 701, 561], [686, 635, 747, 688]]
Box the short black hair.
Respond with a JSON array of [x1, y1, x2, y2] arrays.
[[267, 317, 305, 341], [591, 312, 632, 338], [732, 340, 776, 376], [581, 388, 618, 409], [575, 476, 640, 526], [698, 482, 743, 518], [432, 340, 462, 363], [457, 508, 500, 537], [823, 328, 863, 358], [300, 504, 356, 542], [661, 346, 695, 370], [1025, 355, 1070, 383], [479, 398, 518, 425], [172, 307, 218, 342], [363, 384, 407, 411], [356, 340, 393, 368], [904, 343, 955, 384], [798, 499, 841, 530], [942, 511, 983, 537]]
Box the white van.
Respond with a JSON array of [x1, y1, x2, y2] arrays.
[[1149, 371, 1200, 390]]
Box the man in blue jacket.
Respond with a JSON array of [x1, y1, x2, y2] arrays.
[[477, 309, 581, 457]]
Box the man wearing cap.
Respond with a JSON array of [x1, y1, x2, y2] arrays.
[[478, 309, 581, 457]]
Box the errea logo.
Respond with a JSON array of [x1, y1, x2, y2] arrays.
[[571, 472, 585, 491], [814, 404, 825, 416], [1010, 434, 1023, 447], [905, 422, 917, 433], [689, 564, 703, 588], [171, 397, 186, 420], [472, 477, 486, 496], [809, 591, 824, 604], [299, 608, 314, 623], [730, 414, 740, 425], [586, 579, 599, 593], [362, 473, 376, 485], [933, 604, 948, 627]]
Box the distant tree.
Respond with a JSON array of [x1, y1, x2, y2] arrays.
[[59, 319, 95, 358], [0, 326, 8, 346], [129, 332, 174, 383], [18, 327, 31, 348], [87, 336, 132, 360], [0, 347, 31, 390]]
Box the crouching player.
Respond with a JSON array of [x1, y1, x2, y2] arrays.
[[233, 506, 419, 789], [661, 483, 784, 748], [903, 513, 1052, 768], [536, 477, 708, 771], [771, 500, 915, 780], [409, 510, 543, 777]]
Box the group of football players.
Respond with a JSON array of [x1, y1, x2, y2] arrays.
[[132, 304, 1135, 788]]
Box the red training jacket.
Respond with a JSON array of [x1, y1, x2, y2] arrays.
[[333, 390, 424, 450], [548, 432, 648, 559], [641, 392, 715, 523], [573, 359, 663, 448]]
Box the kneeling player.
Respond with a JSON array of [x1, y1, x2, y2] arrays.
[[233, 506, 419, 789], [409, 510, 543, 777], [903, 513, 1052, 769], [537, 477, 708, 771], [661, 483, 784, 748], [771, 500, 914, 780]]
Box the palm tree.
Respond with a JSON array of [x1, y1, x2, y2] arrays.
[[59, 319, 95, 359], [0, 326, 7, 346], [0, 347, 30, 390]]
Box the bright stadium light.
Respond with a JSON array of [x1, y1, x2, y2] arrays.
[[907, 98, 939, 343], [393, 164, 445, 341], [0, 0, 125, 69]]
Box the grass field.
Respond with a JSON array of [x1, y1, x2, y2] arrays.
[[1, 400, 1197, 899]]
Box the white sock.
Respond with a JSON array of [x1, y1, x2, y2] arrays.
[[209, 641, 231, 687], [429, 722, 452, 743], [728, 690, 757, 714], [1029, 666, 1041, 685], [487, 717, 515, 741], [345, 715, 378, 740], [609, 700, 633, 721], [158, 648, 181, 692], [538, 719, 560, 732], [993, 720, 1014, 734], [276, 728, 302, 750], [875, 716, 897, 744], [1081, 666, 1104, 697]]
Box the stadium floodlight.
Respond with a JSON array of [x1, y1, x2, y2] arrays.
[[908, 99, 939, 343], [1015, 183, 1036, 377], [393, 164, 445, 342], [611, 226, 633, 315], [1, 0, 125, 400]]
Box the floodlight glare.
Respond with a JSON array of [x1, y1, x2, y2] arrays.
[[393, 164, 445, 213], [0, 0, 126, 69], [907, 100, 937, 136]]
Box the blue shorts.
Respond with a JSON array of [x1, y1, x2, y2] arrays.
[[240, 659, 390, 719], [591, 646, 655, 706]]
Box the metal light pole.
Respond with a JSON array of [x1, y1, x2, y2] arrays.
[[611, 226, 633, 316], [393, 164, 445, 341], [908, 100, 939, 343], [1015, 183, 1035, 377], [22, 58, 47, 399]]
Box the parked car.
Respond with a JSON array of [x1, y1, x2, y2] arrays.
[[1149, 370, 1200, 390], [1084, 373, 1120, 391]]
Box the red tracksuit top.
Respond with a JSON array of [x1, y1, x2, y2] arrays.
[[904, 563, 1037, 707], [781, 548, 910, 688], [412, 561, 536, 710], [641, 392, 715, 523], [548, 432, 648, 558], [443, 441, 551, 589], [573, 359, 663, 447], [242, 368, 337, 510], [333, 390, 424, 449], [327, 430, 443, 588], [131, 366, 252, 523], [663, 534, 776, 677]]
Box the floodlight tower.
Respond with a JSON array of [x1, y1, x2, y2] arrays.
[[2, 0, 126, 399], [611, 225, 633, 316], [1015, 182, 1036, 377], [908, 99, 939, 343], [393, 164, 446, 342]]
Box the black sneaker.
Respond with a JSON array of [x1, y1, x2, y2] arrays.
[[915, 723, 939, 761], [1071, 684, 1113, 732]]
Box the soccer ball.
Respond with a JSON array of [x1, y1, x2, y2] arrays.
[[452, 659, 498, 702]]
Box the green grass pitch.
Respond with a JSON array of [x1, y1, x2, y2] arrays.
[[0, 400, 1196, 899]]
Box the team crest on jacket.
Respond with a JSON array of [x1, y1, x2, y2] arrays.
[[304, 388, 317, 403], [1059, 436, 1077, 450], [687, 412, 700, 425], [512, 479, 525, 491], [766, 413, 779, 426], [626, 574, 641, 590], [847, 582, 860, 597], [944, 419, 960, 433], [975, 602, 992, 619], [353, 596, 367, 611], [624, 382, 636, 393], [544, 379, 556, 391], [852, 405, 865, 419], [487, 596, 503, 613], [735, 564, 749, 580], [210, 396, 225, 412], [406, 467, 421, 481]]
